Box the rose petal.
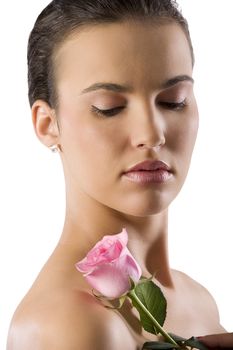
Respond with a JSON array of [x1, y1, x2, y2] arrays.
[[115, 228, 128, 247], [75, 228, 140, 299], [76, 240, 124, 274], [92, 228, 128, 251], [115, 249, 142, 283], [75, 257, 93, 274], [75, 229, 128, 273], [102, 240, 123, 261], [124, 253, 142, 282], [85, 263, 131, 299]]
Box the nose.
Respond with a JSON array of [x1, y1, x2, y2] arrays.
[[131, 104, 166, 150]]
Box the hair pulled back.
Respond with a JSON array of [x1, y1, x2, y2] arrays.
[[28, 0, 194, 109]]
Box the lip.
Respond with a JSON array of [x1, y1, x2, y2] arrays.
[[124, 160, 171, 173], [122, 160, 172, 185]]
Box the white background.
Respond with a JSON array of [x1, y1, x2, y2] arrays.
[[0, 1, 232, 348]]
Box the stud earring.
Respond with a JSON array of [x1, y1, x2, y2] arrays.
[[49, 144, 61, 153]]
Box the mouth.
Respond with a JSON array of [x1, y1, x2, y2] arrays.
[[124, 160, 171, 173], [122, 160, 173, 185]]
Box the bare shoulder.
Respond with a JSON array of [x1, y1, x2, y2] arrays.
[[7, 288, 137, 350], [172, 269, 225, 332], [173, 270, 218, 307]]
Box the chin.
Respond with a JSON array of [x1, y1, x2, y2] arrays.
[[112, 193, 176, 217], [112, 172, 184, 217]]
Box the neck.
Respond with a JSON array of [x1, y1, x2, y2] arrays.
[[59, 187, 173, 288]]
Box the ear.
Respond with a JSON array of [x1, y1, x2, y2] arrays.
[[31, 100, 60, 148]]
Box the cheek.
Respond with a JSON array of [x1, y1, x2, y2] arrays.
[[60, 110, 124, 181], [76, 122, 123, 160], [167, 109, 199, 155], [166, 109, 199, 185]]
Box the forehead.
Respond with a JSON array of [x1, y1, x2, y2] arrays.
[[54, 21, 192, 94]]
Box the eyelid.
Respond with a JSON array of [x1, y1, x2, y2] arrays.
[[158, 99, 187, 110], [91, 105, 125, 117], [91, 96, 187, 117]]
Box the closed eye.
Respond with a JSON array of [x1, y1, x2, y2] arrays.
[[91, 105, 125, 117], [91, 99, 186, 117], [158, 100, 187, 110]]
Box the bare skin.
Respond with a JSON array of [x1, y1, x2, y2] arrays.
[[7, 21, 225, 349]]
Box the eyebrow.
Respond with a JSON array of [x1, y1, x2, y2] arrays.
[[162, 75, 194, 88], [80, 74, 194, 95], [80, 82, 132, 94]]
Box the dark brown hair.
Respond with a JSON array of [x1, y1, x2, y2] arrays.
[[28, 0, 194, 109]]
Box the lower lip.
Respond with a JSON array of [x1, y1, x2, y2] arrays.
[[123, 169, 172, 184]]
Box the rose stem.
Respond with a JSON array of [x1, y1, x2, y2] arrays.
[[128, 289, 179, 347]]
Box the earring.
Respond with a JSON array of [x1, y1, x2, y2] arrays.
[[49, 144, 61, 153]]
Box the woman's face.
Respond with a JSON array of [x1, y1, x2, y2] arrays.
[[55, 20, 198, 216]]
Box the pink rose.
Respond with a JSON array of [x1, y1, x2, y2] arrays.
[[75, 228, 142, 299]]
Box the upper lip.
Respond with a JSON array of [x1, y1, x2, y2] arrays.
[[124, 160, 171, 173]]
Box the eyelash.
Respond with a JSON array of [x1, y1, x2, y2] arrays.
[[159, 100, 187, 111], [91, 105, 125, 117], [91, 100, 187, 117]]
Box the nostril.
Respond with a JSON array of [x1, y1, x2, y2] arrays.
[[137, 141, 164, 149]]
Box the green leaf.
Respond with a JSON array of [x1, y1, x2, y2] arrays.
[[169, 333, 209, 350], [142, 341, 176, 349], [142, 335, 209, 350], [183, 336, 209, 350], [118, 295, 127, 309], [139, 275, 154, 283], [132, 280, 167, 335], [168, 333, 187, 342]]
